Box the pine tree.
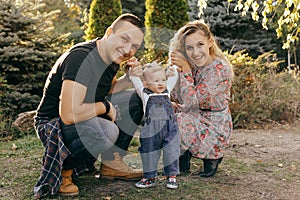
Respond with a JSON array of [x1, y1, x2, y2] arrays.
[[187, 0, 198, 21], [121, 0, 146, 23], [84, 0, 122, 40], [0, 0, 68, 117], [144, 0, 189, 63], [194, 0, 285, 61], [40, 0, 84, 43]]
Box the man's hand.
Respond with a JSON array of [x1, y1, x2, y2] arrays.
[[111, 57, 143, 93], [127, 57, 143, 77], [126, 57, 140, 68], [106, 101, 116, 122]]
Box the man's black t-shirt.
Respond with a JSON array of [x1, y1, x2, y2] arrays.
[[36, 38, 119, 119]]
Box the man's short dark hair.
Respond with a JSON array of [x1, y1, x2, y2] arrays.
[[111, 13, 145, 34]]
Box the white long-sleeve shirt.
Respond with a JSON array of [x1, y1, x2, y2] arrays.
[[129, 66, 179, 113]]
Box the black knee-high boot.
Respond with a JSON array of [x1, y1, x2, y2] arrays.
[[199, 157, 223, 178], [179, 150, 192, 173]]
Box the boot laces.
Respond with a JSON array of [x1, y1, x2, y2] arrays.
[[114, 152, 132, 171], [63, 176, 73, 185]]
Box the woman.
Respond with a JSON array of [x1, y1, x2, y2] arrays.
[[169, 20, 234, 178]]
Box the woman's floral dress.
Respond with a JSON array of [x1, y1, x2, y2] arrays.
[[172, 59, 233, 159]]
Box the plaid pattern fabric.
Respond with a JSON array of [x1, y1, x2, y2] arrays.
[[33, 117, 70, 197], [34, 117, 87, 198]]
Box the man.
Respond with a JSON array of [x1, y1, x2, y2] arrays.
[[34, 13, 145, 198]]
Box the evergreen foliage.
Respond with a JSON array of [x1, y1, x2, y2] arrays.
[[40, 0, 84, 43], [0, 0, 68, 118], [187, 0, 198, 21], [67, 0, 92, 11], [198, 0, 286, 61], [84, 0, 122, 40], [144, 0, 189, 63], [121, 0, 146, 23]]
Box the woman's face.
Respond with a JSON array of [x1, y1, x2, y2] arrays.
[[184, 30, 213, 67]]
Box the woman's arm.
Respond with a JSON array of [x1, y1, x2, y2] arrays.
[[179, 61, 232, 110]]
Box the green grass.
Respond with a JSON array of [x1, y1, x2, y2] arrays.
[[1, 134, 300, 200], [0, 135, 43, 200]]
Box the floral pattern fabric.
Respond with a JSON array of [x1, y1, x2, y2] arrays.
[[172, 59, 233, 159]]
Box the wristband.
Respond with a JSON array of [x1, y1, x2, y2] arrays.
[[102, 100, 111, 115]]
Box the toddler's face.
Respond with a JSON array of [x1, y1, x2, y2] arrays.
[[144, 70, 167, 93]]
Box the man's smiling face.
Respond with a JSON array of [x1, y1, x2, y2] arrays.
[[105, 21, 144, 64]]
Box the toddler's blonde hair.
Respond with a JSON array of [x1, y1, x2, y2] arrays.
[[143, 61, 165, 81]]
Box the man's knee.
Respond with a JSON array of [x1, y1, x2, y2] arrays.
[[103, 122, 119, 145]]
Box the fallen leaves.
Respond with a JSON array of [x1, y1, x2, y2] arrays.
[[11, 143, 17, 150]]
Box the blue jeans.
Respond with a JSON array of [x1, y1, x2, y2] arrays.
[[62, 117, 118, 169], [139, 116, 180, 178], [62, 90, 143, 169]]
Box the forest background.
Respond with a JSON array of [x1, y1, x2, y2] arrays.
[[1, 0, 299, 137]]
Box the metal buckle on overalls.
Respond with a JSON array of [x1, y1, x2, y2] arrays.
[[141, 116, 151, 125], [169, 114, 176, 122]]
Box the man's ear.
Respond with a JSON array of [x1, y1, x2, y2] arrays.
[[105, 27, 113, 37]]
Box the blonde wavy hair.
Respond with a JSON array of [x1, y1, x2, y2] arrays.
[[169, 20, 233, 78]]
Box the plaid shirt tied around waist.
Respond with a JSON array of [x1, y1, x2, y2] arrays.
[[33, 117, 88, 198]]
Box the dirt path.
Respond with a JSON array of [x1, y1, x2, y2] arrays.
[[219, 120, 300, 200], [122, 120, 300, 199]]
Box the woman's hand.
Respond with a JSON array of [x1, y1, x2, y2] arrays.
[[170, 51, 191, 72], [171, 102, 186, 113]]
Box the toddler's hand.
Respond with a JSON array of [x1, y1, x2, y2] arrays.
[[126, 57, 140, 69], [166, 66, 177, 78], [128, 65, 143, 77]]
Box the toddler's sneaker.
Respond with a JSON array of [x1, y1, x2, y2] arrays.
[[166, 177, 178, 189], [135, 178, 155, 188]]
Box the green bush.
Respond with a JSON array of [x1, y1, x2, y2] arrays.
[[0, 0, 70, 118], [0, 114, 23, 140], [0, 91, 40, 118], [84, 0, 122, 40], [229, 51, 300, 129], [144, 0, 189, 63]]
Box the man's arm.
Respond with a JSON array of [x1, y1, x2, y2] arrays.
[[109, 75, 132, 93], [60, 80, 115, 125], [109, 64, 143, 93]]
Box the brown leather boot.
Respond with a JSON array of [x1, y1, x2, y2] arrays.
[[100, 152, 143, 181], [59, 169, 79, 196]]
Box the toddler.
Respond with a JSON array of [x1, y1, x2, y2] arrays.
[[129, 61, 180, 189]]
